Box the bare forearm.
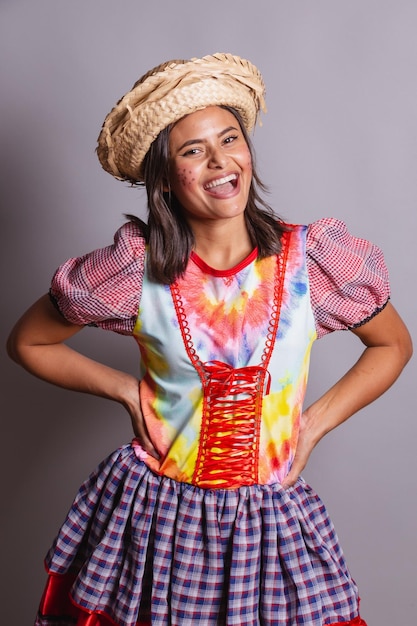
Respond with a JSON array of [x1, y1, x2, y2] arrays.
[[7, 294, 138, 409], [282, 303, 412, 488], [304, 343, 409, 444], [13, 341, 138, 407], [8, 294, 157, 455]]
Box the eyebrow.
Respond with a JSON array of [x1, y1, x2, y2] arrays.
[[176, 125, 240, 153]]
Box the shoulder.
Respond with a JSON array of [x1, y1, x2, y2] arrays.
[[111, 220, 147, 259], [306, 217, 362, 249], [305, 217, 388, 277], [278, 223, 308, 244], [304, 217, 390, 337], [50, 221, 147, 333]]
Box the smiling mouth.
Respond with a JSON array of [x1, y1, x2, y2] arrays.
[[203, 173, 238, 191]]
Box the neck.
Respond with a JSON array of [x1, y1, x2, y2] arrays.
[[191, 219, 254, 270]]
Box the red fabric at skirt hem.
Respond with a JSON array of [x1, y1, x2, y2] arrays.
[[36, 572, 367, 626]]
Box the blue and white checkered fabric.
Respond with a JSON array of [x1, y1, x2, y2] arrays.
[[39, 443, 360, 626]]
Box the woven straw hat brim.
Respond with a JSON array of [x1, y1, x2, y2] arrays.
[[96, 53, 266, 183]]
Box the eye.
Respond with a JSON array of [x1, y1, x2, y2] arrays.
[[181, 147, 202, 157], [223, 134, 239, 145]]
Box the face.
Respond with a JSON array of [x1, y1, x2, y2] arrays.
[[167, 106, 253, 225]]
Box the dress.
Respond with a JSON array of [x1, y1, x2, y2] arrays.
[[35, 218, 389, 626]]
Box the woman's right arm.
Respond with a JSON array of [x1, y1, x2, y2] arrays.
[[7, 294, 158, 457]]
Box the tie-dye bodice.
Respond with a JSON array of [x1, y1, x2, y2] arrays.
[[50, 217, 390, 488], [133, 225, 316, 487]]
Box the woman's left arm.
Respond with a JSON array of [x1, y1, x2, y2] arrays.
[[282, 301, 413, 488]]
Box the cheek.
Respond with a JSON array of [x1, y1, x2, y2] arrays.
[[173, 168, 196, 188], [245, 149, 253, 171]]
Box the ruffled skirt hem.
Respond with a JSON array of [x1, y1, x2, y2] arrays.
[[34, 443, 365, 626]]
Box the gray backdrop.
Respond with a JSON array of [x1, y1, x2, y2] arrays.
[[1, 1, 416, 624]]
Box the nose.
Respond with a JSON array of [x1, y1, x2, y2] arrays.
[[207, 146, 227, 169]]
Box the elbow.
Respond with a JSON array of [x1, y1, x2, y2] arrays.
[[402, 331, 413, 367], [6, 330, 23, 365], [393, 326, 413, 372], [389, 307, 413, 370], [6, 323, 32, 367]]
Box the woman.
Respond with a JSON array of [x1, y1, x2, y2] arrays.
[[7, 53, 412, 626]]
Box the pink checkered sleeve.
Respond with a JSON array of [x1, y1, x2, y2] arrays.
[[306, 218, 390, 339], [50, 221, 146, 335]]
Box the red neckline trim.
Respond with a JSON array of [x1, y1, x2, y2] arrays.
[[190, 247, 258, 277]]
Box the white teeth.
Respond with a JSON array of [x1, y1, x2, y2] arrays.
[[205, 174, 237, 189]]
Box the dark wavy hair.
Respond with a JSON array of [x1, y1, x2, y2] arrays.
[[128, 106, 286, 284]]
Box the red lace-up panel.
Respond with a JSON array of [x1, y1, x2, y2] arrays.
[[192, 361, 270, 488]]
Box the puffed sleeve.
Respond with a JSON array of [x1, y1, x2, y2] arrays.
[[306, 218, 390, 339], [49, 221, 146, 335]]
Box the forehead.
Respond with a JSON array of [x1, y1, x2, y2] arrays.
[[170, 106, 239, 141]]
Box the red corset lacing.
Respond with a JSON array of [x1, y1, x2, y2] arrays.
[[193, 360, 271, 488]]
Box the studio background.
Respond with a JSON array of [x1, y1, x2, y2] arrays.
[[1, 1, 416, 624]]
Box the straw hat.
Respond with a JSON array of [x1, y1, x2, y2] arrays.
[[96, 53, 266, 183]]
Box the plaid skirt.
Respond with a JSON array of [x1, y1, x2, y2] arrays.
[[34, 443, 365, 626]]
